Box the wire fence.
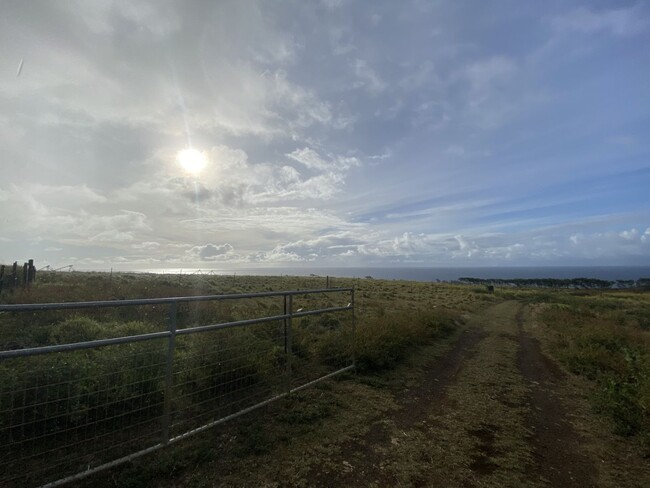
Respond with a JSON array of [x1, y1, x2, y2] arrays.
[[0, 288, 355, 487]]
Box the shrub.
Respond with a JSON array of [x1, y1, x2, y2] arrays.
[[354, 310, 457, 372], [48, 317, 103, 343]]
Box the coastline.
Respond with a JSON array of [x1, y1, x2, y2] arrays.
[[126, 266, 650, 283]]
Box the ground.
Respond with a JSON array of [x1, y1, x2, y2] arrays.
[[298, 301, 601, 487]]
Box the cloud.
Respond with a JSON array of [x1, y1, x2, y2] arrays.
[[642, 228, 650, 243], [252, 232, 367, 263], [132, 241, 161, 250], [186, 243, 235, 261], [89, 230, 136, 243], [552, 6, 649, 37], [286, 147, 360, 172], [398, 61, 436, 91], [352, 59, 387, 95], [109, 143, 360, 215], [0, 2, 647, 269], [619, 228, 639, 241], [328, 225, 650, 266], [464, 56, 517, 92], [0, 184, 151, 248]]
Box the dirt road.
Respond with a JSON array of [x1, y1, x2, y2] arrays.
[[309, 301, 601, 487]]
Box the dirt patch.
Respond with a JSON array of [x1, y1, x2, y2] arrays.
[[393, 326, 486, 429], [516, 307, 597, 487]]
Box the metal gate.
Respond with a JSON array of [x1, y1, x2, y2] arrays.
[[0, 288, 354, 487]]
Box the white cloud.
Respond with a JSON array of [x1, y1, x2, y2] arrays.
[[619, 228, 639, 241], [322, 0, 345, 9], [286, 147, 360, 172], [0, 2, 647, 269], [253, 232, 367, 263], [90, 230, 136, 243], [464, 56, 517, 93], [642, 228, 650, 243], [553, 6, 648, 37], [132, 241, 160, 250], [352, 59, 387, 95], [186, 243, 236, 261]]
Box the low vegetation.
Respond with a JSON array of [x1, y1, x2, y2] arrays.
[[506, 287, 650, 450], [459, 276, 650, 289]]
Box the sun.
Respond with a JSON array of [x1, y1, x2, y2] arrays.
[[177, 148, 207, 176]]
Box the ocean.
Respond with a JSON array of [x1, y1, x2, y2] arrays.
[[135, 266, 650, 283]]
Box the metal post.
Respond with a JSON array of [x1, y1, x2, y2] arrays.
[[351, 288, 356, 369], [161, 302, 177, 444], [283, 294, 288, 354], [286, 294, 293, 393]]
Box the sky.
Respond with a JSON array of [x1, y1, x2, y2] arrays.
[[1, 0, 649, 270]]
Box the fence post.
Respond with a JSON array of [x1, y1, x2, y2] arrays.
[[161, 302, 177, 444], [351, 288, 356, 370], [12, 262, 18, 290], [0, 265, 4, 294], [285, 294, 293, 393], [28, 259, 36, 284], [283, 294, 288, 355]]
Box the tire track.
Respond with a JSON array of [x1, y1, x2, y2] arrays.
[[309, 325, 486, 486], [516, 306, 597, 487]]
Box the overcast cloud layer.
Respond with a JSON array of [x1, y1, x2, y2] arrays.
[[1, 0, 649, 270]]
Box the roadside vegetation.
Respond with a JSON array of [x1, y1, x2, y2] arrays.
[[505, 287, 650, 452]]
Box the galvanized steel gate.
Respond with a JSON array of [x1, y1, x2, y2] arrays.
[[0, 288, 355, 487]]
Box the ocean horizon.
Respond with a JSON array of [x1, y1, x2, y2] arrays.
[[130, 266, 650, 283]]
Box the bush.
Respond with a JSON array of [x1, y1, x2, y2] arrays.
[[354, 310, 457, 372], [48, 317, 103, 343]]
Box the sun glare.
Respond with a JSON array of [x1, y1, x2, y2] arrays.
[[177, 148, 207, 175]]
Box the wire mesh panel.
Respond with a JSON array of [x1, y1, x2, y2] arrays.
[[290, 310, 354, 390], [170, 321, 287, 438], [0, 289, 353, 488], [0, 339, 167, 487], [288, 290, 354, 390]]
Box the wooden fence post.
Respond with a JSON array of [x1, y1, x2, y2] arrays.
[[28, 259, 36, 284], [12, 262, 18, 291], [0, 264, 4, 294]]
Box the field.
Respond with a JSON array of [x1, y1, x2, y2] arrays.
[[1, 271, 649, 487]]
